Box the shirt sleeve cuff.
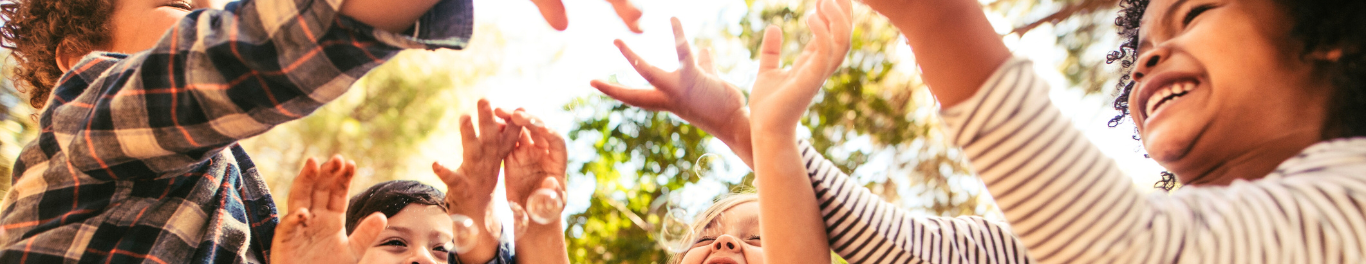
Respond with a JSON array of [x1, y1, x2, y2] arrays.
[[335, 0, 474, 50]]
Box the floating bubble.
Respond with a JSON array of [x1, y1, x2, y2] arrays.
[[656, 207, 693, 253], [450, 214, 479, 254], [484, 205, 502, 240], [527, 188, 565, 224], [692, 153, 725, 180]]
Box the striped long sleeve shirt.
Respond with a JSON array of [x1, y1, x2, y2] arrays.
[[0, 0, 516, 263], [803, 57, 1366, 264]]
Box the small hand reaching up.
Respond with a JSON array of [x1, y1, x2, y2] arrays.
[[529, 0, 644, 33], [272, 156, 382, 264], [749, 0, 851, 135], [590, 17, 753, 167], [496, 108, 572, 264], [747, 0, 851, 263], [432, 98, 523, 263]]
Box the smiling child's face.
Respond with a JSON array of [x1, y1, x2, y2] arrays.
[[358, 204, 454, 264], [678, 202, 765, 264], [1128, 0, 1336, 183]]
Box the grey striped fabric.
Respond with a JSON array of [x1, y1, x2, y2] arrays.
[[803, 57, 1366, 264]]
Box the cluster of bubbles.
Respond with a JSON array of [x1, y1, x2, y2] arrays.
[[449, 180, 567, 254], [655, 153, 728, 253]]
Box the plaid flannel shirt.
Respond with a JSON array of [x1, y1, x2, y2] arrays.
[[0, 0, 514, 262]]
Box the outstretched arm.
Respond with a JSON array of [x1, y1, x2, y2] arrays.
[[433, 99, 523, 264], [861, 0, 1011, 107], [273, 155, 388, 264], [747, 0, 850, 262], [500, 109, 571, 264]]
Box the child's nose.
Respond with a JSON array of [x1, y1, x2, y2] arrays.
[[712, 234, 742, 252], [405, 249, 441, 264]]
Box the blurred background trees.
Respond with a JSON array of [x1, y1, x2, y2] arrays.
[[0, 0, 1130, 262]]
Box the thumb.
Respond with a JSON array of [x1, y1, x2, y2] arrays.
[[348, 212, 389, 257]]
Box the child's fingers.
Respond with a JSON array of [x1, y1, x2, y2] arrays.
[[432, 162, 460, 185], [671, 17, 695, 63], [528, 0, 569, 31], [310, 156, 343, 212], [348, 212, 389, 257], [476, 99, 498, 135], [613, 39, 671, 85], [534, 125, 568, 164], [517, 128, 535, 152], [797, 15, 833, 76], [288, 158, 320, 213], [590, 80, 671, 111], [758, 26, 784, 72], [821, 0, 852, 70], [459, 115, 477, 147], [698, 47, 718, 75], [606, 0, 643, 33], [328, 160, 357, 212]]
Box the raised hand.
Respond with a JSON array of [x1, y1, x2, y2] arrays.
[[495, 108, 572, 264], [590, 17, 753, 166], [272, 156, 385, 264], [435, 99, 522, 215], [498, 109, 567, 212], [432, 98, 523, 263], [748, 0, 851, 135], [529, 0, 643, 33]]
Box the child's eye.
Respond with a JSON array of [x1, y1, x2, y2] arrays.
[[747, 235, 761, 240], [163, 0, 193, 10], [1181, 4, 1215, 28], [433, 245, 449, 253], [692, 237, 716, 247], [379, 239, 408, 248]]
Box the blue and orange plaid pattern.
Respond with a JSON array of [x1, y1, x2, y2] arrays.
[[0, 0, 514, 262]]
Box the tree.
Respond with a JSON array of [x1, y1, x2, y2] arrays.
[[560, 0, 1127, 262], [239, 25, 506, 212]]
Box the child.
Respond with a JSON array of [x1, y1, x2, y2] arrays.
[[343, 180, 498, 264], [0, 0, 640, 262], [599, 0, 1366, 263], [667, 194, 763, 264]]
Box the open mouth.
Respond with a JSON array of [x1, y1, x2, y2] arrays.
[[1144, 80, 1198, 118]]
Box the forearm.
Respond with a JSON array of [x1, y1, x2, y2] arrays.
[[860, 0, 1010, 108], [339, 0, 440, 33], [752, 128, 830, 263], [514, 221, 571, 264]]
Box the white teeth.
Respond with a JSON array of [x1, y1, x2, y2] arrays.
[[1145, 81, 1197, 116]]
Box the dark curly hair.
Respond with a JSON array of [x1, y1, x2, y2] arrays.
[[1106, 0, 1366, 190], [0, 0, 114, 109], [345, 180, 449, 235]]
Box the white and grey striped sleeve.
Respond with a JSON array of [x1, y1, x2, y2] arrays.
[[807, 56, 1366, 264], [940, 57, 1366, 264], [801, 141, 1035, 264]]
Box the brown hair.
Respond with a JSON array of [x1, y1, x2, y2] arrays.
[[345, 180, 449, 235], [0, 0, 114, 109]]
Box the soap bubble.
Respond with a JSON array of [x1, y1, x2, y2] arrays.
[[450, 214, 480, 254], [527, 188, 565, 224], [655, 207, 693, 253]]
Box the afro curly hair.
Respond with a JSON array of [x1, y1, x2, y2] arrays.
[[1107, 0, 1366, 190], [1, 0, 114, 109]]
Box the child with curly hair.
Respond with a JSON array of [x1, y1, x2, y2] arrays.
[[597, 0, 1366, 262], [0, 0, 639, 261]]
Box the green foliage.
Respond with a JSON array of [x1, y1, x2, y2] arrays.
[[0, 51, 41, 199], [561, 1, 990, 263], [241, 26, 506, 211]]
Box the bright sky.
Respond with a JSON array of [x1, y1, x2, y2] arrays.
[[423, 0, 1168, 235]]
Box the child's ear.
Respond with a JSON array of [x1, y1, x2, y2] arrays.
[[54, 43, 76, 72]]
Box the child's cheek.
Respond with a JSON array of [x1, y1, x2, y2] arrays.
[[109, 8, 189, 53], [743, 245, 765, 264]]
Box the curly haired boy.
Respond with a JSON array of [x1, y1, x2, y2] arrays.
[[0, 0, 641, 263]]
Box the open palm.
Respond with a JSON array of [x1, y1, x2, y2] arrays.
[[500, 110, 568, 204], [749, 0, 851, 134], [271, 156, 386, 264], [590, 17, 747, 138]]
